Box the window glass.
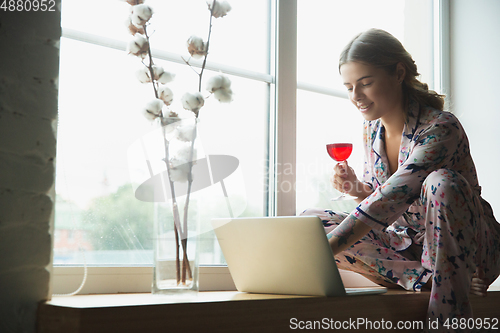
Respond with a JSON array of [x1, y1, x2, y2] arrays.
[[55, 0, 271, 266], [296, 0, 434, 214], [297, 0, 405, 92], [61, 0, 270, 73], [296, 91, 363, 214]]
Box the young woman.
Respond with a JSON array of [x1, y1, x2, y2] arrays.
[[302, 29, 500, 331]]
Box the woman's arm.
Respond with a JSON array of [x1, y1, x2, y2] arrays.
[[352, 182, 374, 204], [328, 214, 372, 255]]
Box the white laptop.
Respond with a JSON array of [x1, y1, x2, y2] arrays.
[[211, 216, 387, 297]]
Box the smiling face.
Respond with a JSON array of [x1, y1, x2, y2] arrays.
[[340, 61, 405, 122]]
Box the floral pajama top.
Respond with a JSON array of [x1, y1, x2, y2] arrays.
[[353, 99, 483, 250]]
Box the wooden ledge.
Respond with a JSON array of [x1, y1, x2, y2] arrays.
[[37, 289, 500, 333]]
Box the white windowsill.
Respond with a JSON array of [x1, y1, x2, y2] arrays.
[[51, 265, 385, 296], [51, 265, 236, 296], [52, 263, 399, 299]]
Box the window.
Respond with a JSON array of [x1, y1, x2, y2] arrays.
[[54, 0, 441, 294], [295, 0, 435, 214], [55, 0, 273, 270]]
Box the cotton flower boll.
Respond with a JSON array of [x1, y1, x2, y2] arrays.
[[142, 98, 163, 121], [158, 86, 174, 106], [146, 99, 164, 114], [175, 144, 198, 164], [181, 92, 205, 114], [122, 0, 145, 5], [127, 34, 149, 58], [150, 66, 175, 84], [161, 111, 181, 135], [207, 0, 232, 18], [142, 109, 158, 122], [126, 16, 145, 35], [161, 111, 180, 127], [158, 71, 175, 84], [206, 74, 232, 102], [214, 87, 233, 103], [206, 74, 231, 93], [168, 145, 198, 183], [176, 123, 197, 142], [136, 67, 152, 83], [168, 161, 190, 183], [131, 4, 153, 27], [186, 35, 207, 59], [161, 111, 180, 125], [151, 65, 164, 80]]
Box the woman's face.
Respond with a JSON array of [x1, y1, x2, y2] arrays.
[[340, 61, 404, 122]]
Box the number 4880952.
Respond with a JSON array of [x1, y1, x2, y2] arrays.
[[443, 318, 498, 331], [1, 0, 56, 12]]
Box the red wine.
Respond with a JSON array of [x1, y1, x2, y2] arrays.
[[326, 143, 352, 161]]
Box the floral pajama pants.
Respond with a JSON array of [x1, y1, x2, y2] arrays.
[[302, 169, 500, 333]]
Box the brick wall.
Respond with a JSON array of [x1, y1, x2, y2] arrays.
[[0, 4, 61, 332]]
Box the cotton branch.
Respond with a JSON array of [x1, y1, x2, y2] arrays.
[[143, 25, 159, 101]]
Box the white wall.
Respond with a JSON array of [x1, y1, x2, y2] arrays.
[[450, 0, 500, 216], [0, 6, 60, 332]]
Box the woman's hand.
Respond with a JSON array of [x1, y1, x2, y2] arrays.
[[330, 161, 373, 203], [330, 160, 358, 195], [328, 214, 372, 255]]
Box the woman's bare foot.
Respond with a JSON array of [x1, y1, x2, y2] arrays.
[[360, 274, 404, 289], [471, 267, 489, 297]]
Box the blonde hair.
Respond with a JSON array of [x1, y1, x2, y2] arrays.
[[339, 28, 444, 111]]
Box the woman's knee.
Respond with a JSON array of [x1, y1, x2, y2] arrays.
[[300, 208, 326, 217], [420, 169, 472, 204], [300, 208, 347, 226]]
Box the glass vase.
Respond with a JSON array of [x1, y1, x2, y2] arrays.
[[152, 200, 200, 295], [150, 117, 201, 295]]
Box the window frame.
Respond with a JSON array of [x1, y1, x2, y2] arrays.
[[52, 0, 446, 295]]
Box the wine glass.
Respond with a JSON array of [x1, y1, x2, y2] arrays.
[[326, 143, 356, 201]]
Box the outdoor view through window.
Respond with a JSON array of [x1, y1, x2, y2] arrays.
[[54, 0, 434, 267]]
